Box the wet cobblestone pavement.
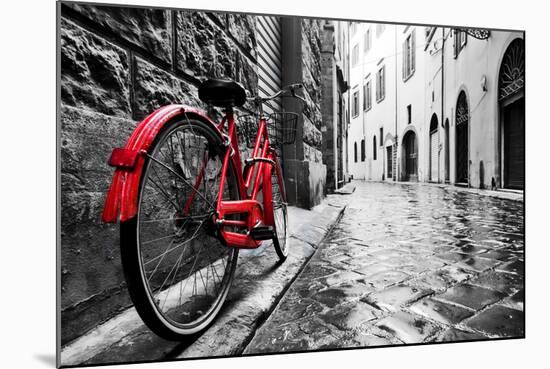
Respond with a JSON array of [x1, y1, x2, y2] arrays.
[[244, 181, 525, 353]]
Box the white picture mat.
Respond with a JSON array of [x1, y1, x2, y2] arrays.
[[1, 0, 545, 368]]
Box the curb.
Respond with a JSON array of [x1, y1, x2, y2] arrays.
[[60, 186, 355, 366]]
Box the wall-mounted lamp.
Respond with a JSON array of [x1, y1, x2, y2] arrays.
[[480, 75, 488, 92]]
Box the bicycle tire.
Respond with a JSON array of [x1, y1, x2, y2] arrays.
[[120, 116, 240, 340], [271, 159, 289, 261]]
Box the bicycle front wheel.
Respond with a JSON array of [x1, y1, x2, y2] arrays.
[[271, 160, 289, 261], [120, 116, 240, 340]]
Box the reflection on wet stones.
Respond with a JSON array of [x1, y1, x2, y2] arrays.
[[469, 270, 523, 295], [464, 305, 524, 337], [365, 270, 410, 290], [496, 259, 524, 275], [499, 290, 524, 311], [438, 327, 486, 342], [318, 301, 379, 330], [410, 298, 474, 325], [245, 182, 524, 353], [436, 284, 506, 311], [376, 311, 439, 343], [364, 285, 432, 312]]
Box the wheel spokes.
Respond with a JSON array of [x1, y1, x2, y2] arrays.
[[138, 123, 236, 327]]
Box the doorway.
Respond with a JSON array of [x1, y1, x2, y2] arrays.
[[503, 98, 525, 189], [499, 38, 525, 190], [444, 119, 450, 183], [403, 131, 418, 181], [429, 114, 439, 182], [455, 91, 469, 185]]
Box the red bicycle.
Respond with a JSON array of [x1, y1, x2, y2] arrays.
[[102, 79, 304, 340]]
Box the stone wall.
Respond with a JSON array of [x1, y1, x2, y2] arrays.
[[59, 3, 259, 345], [59, 3, 330, 345], [279, 17, 328, 209], [320, 22, 336, 193]]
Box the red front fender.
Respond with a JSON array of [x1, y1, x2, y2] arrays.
[[101, 104, 223, 223]]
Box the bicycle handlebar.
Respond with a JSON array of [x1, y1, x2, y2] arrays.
[[248, 83, 307, 105]]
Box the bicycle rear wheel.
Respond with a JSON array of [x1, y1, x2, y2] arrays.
[[120, 116, 240, 340], [271, 160, 289, 261]]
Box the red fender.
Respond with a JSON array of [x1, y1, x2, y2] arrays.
[[101, 104, 224, 223]]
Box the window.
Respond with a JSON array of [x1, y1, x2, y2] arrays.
[[454, 29, 467, 57], [424, 26, 434, 42], [352, 44, 359, 67], [345, 102, 349, 124], [363, 80, 372, 111], [364, 28, 372, 54], [352, 90, 359, 117], [361, 139, 365, 161], [376, 65, 386, 102], [376, 24, 385, 37], [373, 136, 377, 160], [403, 29, 416, 80], [407, 104, 412, 124], [379, 127, 384, 146], [354, 142, 358, 162]]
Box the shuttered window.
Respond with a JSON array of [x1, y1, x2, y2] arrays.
[[363, 80, 372, 111], [352, 44, 359, 67], [403, 29, 416, 81], [454, 29, 468, 58], [376, 65, 385, 102], [257, 16, 282, 114], [364, 28, 372, 54], [376, 24, 385, 37], [352, 90, 359, 117]]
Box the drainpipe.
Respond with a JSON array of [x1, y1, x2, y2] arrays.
[[394, 25, 398, 181], [441, 27, 445, 184], [347, 23, 351, 179]]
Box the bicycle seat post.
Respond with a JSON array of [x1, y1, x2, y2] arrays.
[[223, 106, 235, 127]]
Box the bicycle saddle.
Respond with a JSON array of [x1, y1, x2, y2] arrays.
[[198, 78, 247, 108]]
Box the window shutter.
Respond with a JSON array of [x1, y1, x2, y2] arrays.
[[376, 72, 379, 101], [257, 16, 282, 114], [453, 29, 458, 58], [402, 40, 406, 80], [382, 67, 385, 98], [411, 29, 416, 73]]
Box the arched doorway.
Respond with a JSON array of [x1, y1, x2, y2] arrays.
[[444, 119, 450, 183], [455, 91, 469, 185], [499, 38, 525, 190], [402, 130, 418, 181], [429, 114, 439, 182]]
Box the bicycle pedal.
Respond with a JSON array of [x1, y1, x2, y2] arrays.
[[249, 225, 275, 240]]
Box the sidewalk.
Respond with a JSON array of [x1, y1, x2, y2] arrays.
[[60, 183, 355, 367]]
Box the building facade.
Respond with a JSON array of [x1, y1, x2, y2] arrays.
[[346, 22, 524, 191], [59, 3, 336, 344], [321, 20, 350, 193]]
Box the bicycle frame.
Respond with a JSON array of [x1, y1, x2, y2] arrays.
[[102, 104, 282, 249], [185, 108, 278, 249]]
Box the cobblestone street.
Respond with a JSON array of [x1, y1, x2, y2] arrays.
[[245, 181, 524, 353]]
